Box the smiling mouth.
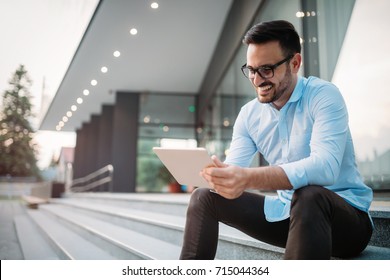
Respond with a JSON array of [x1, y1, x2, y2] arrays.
[[257, 83, 273, 95], [259, 84, 272, 91]]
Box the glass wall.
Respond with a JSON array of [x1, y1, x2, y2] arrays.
[[135, 0, 390, 192], [137, 92, 197, 192], [199, 0, 390, 190], [201, 0, 302, 165], [331, 0, 390, 190]]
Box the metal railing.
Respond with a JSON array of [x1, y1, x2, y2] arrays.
[[70, 165, 114, 192]]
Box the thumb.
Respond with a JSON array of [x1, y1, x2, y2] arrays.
[[211, 155, 228, 168]]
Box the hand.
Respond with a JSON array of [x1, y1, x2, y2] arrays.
[[200, 155, 248, 199]]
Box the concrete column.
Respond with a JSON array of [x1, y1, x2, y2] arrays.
[[97, 105, 114, 169], [302, 0, 320, 77], [197, 0, 263, 123], [74, 123, 88, 178], [73, 128, 83, 179], [83, 122, 93, 176], [111, 92, 139, 192], [87, 115, 100, 174]]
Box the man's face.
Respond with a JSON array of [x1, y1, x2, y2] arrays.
[[246, 41, 300, 109]]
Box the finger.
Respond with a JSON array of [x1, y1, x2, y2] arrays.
[[200, 170, 215, 188], [211, 155, 228, 168], [204, 166, 229, 180]]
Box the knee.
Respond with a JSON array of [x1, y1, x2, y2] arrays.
[[187, 188, 214, 214], [292, 185, 328, 202], [291, 186, 331, 219]]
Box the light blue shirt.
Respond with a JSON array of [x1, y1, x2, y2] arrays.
[[225, 76, 373, 222]]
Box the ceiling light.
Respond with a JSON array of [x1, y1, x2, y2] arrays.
[[83, 89, 90, 96], [77, 98, 83, 104], [223, 118, 230, 127], [143, 115, 151, 123], [56, 125, 61, 131], [71, 105, 77, 111], [151, 2, 159, 9], [130, 28, 138, 35], [59, 121, 64, 127], [62, 116, 68, 122], [101, 66, 108, 73], [113, 50, 121, 57], [66, 111, 73, 117], [91, 79, 97, 86]]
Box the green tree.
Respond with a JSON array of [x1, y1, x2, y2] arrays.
[[0, 65, 40, 178]]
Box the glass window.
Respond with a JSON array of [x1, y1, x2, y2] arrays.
[[202, 0, 301, 166], [201, 0, 390, 191], [331, 0, 390, 190], [137, 93, 197, 192]]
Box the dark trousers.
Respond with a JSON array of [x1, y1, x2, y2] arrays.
[[179, 186, 372, 260]]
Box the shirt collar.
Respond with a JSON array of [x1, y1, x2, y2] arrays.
[[287, 76, 304, 104], [266, 76, 305, 111]]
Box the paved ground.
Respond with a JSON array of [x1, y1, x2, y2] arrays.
[[0, 198, 25, 260]]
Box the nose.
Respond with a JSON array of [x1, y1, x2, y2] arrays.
[[252, 71, 265, 87]]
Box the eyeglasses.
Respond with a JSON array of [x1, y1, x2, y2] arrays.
[[241, 54, 294, 79]]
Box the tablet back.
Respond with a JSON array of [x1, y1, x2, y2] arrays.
[[153, 147, 212, 188]]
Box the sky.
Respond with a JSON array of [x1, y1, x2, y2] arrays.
[[0, 0, 98, 168]]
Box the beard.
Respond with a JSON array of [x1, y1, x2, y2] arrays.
[[256, 65, 293, 106]]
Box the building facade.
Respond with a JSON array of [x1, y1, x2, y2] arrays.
[[41, 0, 390, 193]]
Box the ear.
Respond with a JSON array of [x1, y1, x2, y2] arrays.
[[291, 53, 302, 73]]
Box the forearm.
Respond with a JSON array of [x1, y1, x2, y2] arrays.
[[245, 165, 293, 191], [203, 156, 293, 199]]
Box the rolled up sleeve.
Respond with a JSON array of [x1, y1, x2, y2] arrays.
[[280, 84, 348, 189]]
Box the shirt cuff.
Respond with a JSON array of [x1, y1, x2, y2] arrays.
[[279, 161, 308, 190]]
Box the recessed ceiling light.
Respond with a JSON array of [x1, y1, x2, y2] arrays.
[[91, 79, 97, 86], [151, 2, 159, 9], [71, 105, 77, 111], [130, 28, 138, 35], [77, 98, 83, 104], [59, 121, 65, 127], [83, 89, 90, 96], [56, 125, 61, 131], [62, 116, 68, 122], [66, 111, 72, 117], [113, 50, 121, 57], [101, 66, 108, 73], [143, 115, 151, 123]]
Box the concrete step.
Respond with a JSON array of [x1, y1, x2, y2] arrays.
[[13, 215, 59, 260], [62, 192, 390, 248], [12, 192, 390, 260], [39, 203, 182, 260], [26, 209, 116, 260], [350, 245, 390, 260], [54, 193, 390, 260], [61, 192, 189, 217], [52, 196, 286, 259], [368, 204, 390, 247]]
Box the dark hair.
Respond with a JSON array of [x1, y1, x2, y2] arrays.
[[243, 20, 301, 55]]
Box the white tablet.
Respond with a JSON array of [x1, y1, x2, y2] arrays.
[[153, 147, 213, 188]]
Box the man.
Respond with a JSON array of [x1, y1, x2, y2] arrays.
[[179, 20, 373, 260]]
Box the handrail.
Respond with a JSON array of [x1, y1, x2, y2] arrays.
[[71, 164, 114, 192]]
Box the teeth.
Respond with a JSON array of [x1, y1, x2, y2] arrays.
[[259, 85, 272, 91]]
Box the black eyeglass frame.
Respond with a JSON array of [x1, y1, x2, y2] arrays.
[[241, 54, 294, 79]]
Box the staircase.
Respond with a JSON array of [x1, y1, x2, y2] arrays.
[[13, 192, 390, 260]]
